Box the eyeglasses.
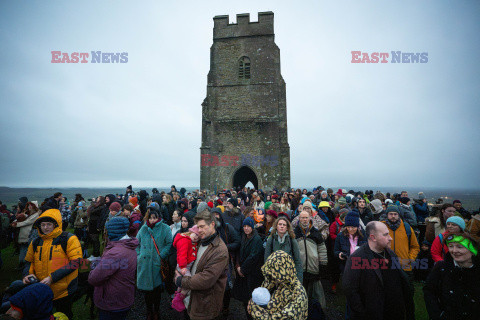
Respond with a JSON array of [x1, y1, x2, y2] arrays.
[[40, 222, 54, 228]]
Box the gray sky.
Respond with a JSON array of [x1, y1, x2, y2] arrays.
[[0, 0, 479, 189]]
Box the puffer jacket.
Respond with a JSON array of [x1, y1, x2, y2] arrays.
[[136, 221, 172, 291], [294, 224, 328, 276], [24, 209, 82, 300], [16, 210, 40, 244], [248, 250, 308, 320]]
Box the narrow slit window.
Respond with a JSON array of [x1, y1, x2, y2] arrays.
[[238, 56, 251, 79]]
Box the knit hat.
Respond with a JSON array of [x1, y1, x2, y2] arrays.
[[318, 201, 331, 208], [370, 199, 383, 214], [336, 189, 344, 197], [453, 199, 461, 204], [266, 210, 278, 219], [264, 201, 273, 210], [344, 212, 360, 227], [252, 287, 270, 306], [217, 205, 225, 213], [446, 216, 466, 231], [216, 199, 223, 205], [227, 198, 238, 207], [339, 208, 349, 220], [278, 212, 289, 221], [129, 196, 138, 207], [445, 234, 478, 256], [338, 197, 347, 205], [207, 201, 214, 209], [385, 199, 393, 205], [386, 205, 400, 214], [106, 217, 130, 241], [303, 201, 313, 209], [109, 202, 122, 213], [243, 217, 255, 229], [321, 191, 328, 196], [418, 192, 426, 200], [399, 197, 410, 205], [197, 202, 209, 213], [189, 225, 200, 236]]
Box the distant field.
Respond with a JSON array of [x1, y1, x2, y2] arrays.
[[0, 186, 479, 211]]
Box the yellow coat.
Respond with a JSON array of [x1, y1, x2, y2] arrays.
[[25, 209, 82, 300], [382, 219, 420, 271]]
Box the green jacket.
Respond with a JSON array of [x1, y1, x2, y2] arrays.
[[136, 222, 172, 291], [264, 232, 303, 282]]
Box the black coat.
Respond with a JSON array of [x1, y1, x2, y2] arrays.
[[423, 254, 480, 320], [342, 243, 415, 320], [232, 230, 264, 303]]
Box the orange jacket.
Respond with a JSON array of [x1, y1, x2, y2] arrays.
[[382, 219, 420, 271]]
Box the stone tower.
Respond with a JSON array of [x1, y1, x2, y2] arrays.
[[200, 12, 290, 192]]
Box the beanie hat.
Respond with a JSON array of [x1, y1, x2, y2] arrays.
[[338, 197, 347, 205], [109, 202, 122, 212], [227, 198, 238, 207], [127, 185, 132, 190], [345, 194, 354, 204], [418, 192, 426, 200], [318, 201, 331, 209], [252, 287, 270, 306], [446, 216, 466, 231], [321, 191, 328, 196], [217, 205, 225, 213], [370, 199, 383, 214], [385, 199, 393, 205], [106, 217, 130, 241], [264, 201, 272, 210], [339, 208, 349, 220], [243, 217, 255, 229], [216, 199, 223, 205], [19, 197, 29, 204], [128, 196, 138, 207], [336, 189, 344, 197], [266, 210, 278, 219], [452, 199, 461, 204], [445, 234, 478, 256], [197, 202, 209, 213], [386, 205, 400, 214], [278, 212, 289, 221], [303, 201, 313, 209], [207, 201, 214, 209], [399, 197, 410, 205], [189, 225, 200, 236], [344, 212, 360, 227]]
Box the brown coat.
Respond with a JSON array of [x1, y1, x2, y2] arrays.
[[181, 234, 229, 320]]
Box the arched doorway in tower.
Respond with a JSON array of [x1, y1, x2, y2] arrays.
[[232, 166, 258, 190]]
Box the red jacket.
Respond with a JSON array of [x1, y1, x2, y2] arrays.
[[329, 217, 344, 240], [431, 231, 449, 263], [128, 210, 143, 237], [173, 233, 198, 269]]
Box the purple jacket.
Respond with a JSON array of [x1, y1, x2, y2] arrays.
[[88, 237, 139, 311]]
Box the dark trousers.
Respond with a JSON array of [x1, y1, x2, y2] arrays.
[[53, 295, 73, 319], [89, 233, 100, 256], [243, 302, 253, 320], [144, 285, 162, 314], [98, 308, 130, 320]]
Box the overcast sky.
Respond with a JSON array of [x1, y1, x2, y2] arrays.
[[0, 0, 479, 189]]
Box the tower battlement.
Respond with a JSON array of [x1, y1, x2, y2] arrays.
[[213, 12, 274, 39]]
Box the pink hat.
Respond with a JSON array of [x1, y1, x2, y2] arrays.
[[189, 225, 200, 236]]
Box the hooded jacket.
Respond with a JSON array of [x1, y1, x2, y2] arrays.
[[214, 208, 240, 254], [88, 237, 139, 311], [248, 250, 308, 320], [97, 194, 116, 232], [16, 210, 40, 244], [8, 283, 54, 320], [222, 207, 244, 234], [24, 209, 82, 300]]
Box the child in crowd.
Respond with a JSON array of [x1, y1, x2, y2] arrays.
[[414, 240, 434, 281], [252, 287, 271, 308], [171, 225, 200, 312]]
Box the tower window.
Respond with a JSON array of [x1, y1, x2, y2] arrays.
[[238, 56, 251, 79]]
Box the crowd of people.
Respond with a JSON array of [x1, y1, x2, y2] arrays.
[[0, 185, 479, 320]]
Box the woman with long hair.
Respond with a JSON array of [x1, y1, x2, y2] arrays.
[[87, 196, 105, 259], [136, 208, 172, 319], [279, 195, 291, 213], [264, 216, 303, 282]]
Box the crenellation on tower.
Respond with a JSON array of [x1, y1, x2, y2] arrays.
[[213, 12, 274, 40]]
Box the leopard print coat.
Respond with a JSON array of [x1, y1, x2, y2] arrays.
[[248, 250, 308, 319]]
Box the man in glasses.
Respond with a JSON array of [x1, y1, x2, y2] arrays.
[[22, 209, 82, 319]]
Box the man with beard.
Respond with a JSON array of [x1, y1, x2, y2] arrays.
[[223, 198, 244, 234]]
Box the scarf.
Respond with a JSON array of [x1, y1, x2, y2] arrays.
[[385, 218, 401, 231], [147, 219, 161, 229], [200, 233, 216, 246], [349, 234, 359, 255]]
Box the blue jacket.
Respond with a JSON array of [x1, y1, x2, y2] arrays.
[[334, 231, 367, 259], [136, 221, 172, 291]]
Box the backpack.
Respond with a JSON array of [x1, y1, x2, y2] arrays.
[[31, 231, 73, 255], [403, 221, 412, 243]]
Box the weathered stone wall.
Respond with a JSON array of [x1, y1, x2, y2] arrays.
[[200, 12, 290, 192]]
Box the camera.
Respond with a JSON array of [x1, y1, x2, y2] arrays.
[[28, 276, 38, 284]]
